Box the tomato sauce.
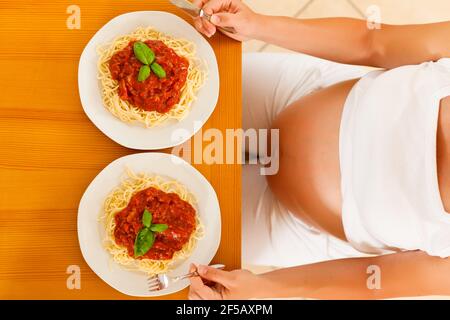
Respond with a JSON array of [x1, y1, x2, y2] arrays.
[[109, 40, 189, 114], [113, 187, 196, 260]]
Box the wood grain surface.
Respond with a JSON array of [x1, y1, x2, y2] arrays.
[[0, 0, 241, 299]]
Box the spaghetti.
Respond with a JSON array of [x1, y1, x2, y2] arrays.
[[97, 27, 206, 127], [101, 169, 204, 275]]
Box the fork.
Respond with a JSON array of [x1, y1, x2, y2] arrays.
[[147, 264, 225, 292]]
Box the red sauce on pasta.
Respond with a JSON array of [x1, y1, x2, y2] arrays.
[[113, 187, 196, 260], [109, 40, 189, 114]]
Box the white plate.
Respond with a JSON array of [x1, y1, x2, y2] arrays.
[[78, 11, 220, 150], [77, 152, 221, 297]]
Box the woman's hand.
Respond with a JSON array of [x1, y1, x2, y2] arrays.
[[192, 0, 261, 41], [188, 264, 266, 300]]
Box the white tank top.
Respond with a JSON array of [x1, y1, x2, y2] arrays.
[[340, 58, 450, 258]]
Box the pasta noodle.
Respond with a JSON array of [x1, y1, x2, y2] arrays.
[[101, 169, 204, 275], [97, 27, 206, 127]]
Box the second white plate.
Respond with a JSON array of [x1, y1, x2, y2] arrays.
[[77, 152, 221, 297]]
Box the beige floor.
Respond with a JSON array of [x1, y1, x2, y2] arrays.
[[242, 0, 450, 300], [243, 0, 450, 52]]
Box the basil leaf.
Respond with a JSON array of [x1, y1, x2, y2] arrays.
[[150, 224, 168, 233], [133, 41, 155, 65], [138, 65, 151, 82], [142, 209, 152, 228], [134, 228, 155, 257], [150, 62, 166, 79]]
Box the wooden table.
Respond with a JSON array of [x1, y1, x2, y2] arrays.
[[0, 0, 241, 299]]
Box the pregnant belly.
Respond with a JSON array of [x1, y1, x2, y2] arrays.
[[437, 95, 450, 214], [267, 79, 359, 240]]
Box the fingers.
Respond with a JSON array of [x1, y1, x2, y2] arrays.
[[210, 12, 236, 28], [190, 283, 217, 300], [197, 264, 234, 286], [193, 16, 217, 37], [189, 264, 204, 290], [202, 0, 233, 15], [188, 269, 206, 300], [202, 18, 217, 37], [193, 17, 206, 35], [188, 264, 218, 300], [192, 0, 207, 8], [188, 291, 202, 300]]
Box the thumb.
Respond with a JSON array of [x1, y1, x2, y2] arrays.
[[210, 12, 237, 28], [197, 265, 234, 286]]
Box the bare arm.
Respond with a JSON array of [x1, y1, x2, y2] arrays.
[[257, 251, 450, 299], [193, 0, 450, 69], [189, 251, 450, 299], [253, 16, 450, 69]]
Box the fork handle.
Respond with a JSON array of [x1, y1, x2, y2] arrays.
[[174, 264, 225, 282]]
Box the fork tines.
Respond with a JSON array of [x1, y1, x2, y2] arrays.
[[147, 275, 162, 291]]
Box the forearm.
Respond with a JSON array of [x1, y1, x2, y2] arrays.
[[256, 251, 450, 300], [250, 15, 450, 68], [251, 16, 374, 66]]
